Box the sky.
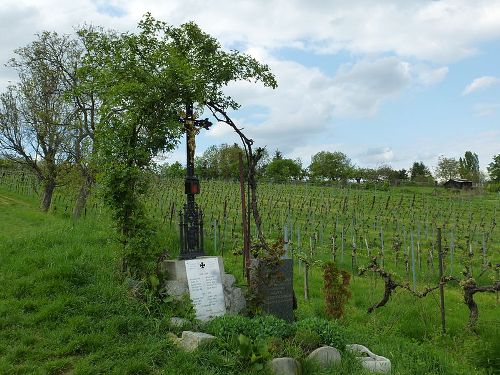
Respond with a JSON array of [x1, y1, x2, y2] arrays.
[[1, 0, 499, 173]]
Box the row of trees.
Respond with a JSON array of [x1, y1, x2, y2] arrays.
[[159, 145, 499, 185]]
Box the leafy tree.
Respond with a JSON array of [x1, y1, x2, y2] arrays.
[[393, 168, 409, 182], [272, 149, 283, 161], [79, 14, 276, 275], [410, 161, 434, 183], [435, 156, 460, 182], [487, 154, 500, 182], [309, 151, 353, 181], [459, 151, 480, 183], [157, 161, 185, 178], [196, 143, 244, 179], [265, 158, 303, 183], [353, 167, 376, 183], [0, 32, 76, 212]]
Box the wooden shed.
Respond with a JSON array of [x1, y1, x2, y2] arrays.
[[443, 178, 473, 189]]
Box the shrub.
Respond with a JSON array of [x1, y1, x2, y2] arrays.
[[252, 315, 294, 339], [293, 317, 347, 350], [204, 314, 294, 343], [323, 262, 351, 319], [203, 315, 254, 341], [293, 328, 322, 353]]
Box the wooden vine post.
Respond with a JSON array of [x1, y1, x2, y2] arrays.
[[437, 227, 446, 334], [239, 152, 251, 284]]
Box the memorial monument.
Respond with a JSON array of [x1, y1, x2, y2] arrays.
[[159, 102, 245, 320]]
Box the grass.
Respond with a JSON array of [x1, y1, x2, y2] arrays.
[[0, 186, 499, 374], [0, 188, 248, 375]]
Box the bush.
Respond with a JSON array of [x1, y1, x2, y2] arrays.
[[323, 262, 351, 319], [293, 317, 347, 350], [293, 328, 322, 353], [252, 315, 294, 339], [204, 314, 294, 342], [204, 315, 254, 341]]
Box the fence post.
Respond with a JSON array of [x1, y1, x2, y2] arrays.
[[437, 227, 446, 334]]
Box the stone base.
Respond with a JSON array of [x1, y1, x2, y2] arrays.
[[158, 256, 246, 316], [160, 256, 225, 283]]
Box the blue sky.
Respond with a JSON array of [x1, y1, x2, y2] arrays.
[[1, 0, 499, 174]]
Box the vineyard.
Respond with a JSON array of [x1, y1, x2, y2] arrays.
[[2, 169, 499, 302]]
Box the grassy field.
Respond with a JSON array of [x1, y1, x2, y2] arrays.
[[0, 180, 499, 374]]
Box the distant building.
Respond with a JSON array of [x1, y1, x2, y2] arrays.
[[443, 178, 473, 189]]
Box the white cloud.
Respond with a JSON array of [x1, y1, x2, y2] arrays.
[[462, 76, 500, 95], [216, 56, 413, 155], [1, 0, 499, 174], [416, 66, 449, 86], [357, 147, 395, 165]]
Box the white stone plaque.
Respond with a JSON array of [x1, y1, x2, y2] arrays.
[[185, 257, 226, 320]]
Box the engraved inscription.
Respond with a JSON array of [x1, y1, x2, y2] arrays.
[[185, 258, 226, 320]]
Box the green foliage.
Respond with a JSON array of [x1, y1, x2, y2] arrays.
[[485, 181, 500, 192], [264, 158, 303, 183], [237, 334, 271, 370], [203, 315, 254, 341], [435, 156, 460, 181], [252, 315, 294, 339], [487, 154, 500, 182], [0, 32, 79, 212], [309, 151, 353, 181], [459, 151, 480, 183], [196, 143, 244, 179], [293, 317, 347, 350], [323, 262, 351, 319], [79, 14, 276, 276], [293, 328, 322, 353], [410, 161, 434, 183], [204, 314, 293, 342]]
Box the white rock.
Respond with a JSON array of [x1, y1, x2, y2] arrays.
[[179, 331, 216, 352], [268, 357, 301, 375], [307, 346, 341, 367], [346, 344, 391, 373]]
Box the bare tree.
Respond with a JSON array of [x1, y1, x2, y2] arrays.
[[0, 32, 76, 211]]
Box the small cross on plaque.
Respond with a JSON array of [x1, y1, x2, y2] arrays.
[[200, 262, 206, 269]]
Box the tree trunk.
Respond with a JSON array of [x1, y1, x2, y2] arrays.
[[72, 173, 94, 219], [40, 180, 56, 212]]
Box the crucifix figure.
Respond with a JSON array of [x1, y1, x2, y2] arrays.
[[178, 102, 212, 260]]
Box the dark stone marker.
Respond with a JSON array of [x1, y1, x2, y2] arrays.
[[250, 258, 294, 322]]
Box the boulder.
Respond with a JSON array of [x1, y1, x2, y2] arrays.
[[223, 273, 246, 314], [268, 357, 301, 375], [307, 346, 341, 368], [168, 331, 216, 352], [223, 274, 236, 288], [162, 280, 189, 299], [178, 331, 216, 352], [346, 344, 391, 373]]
